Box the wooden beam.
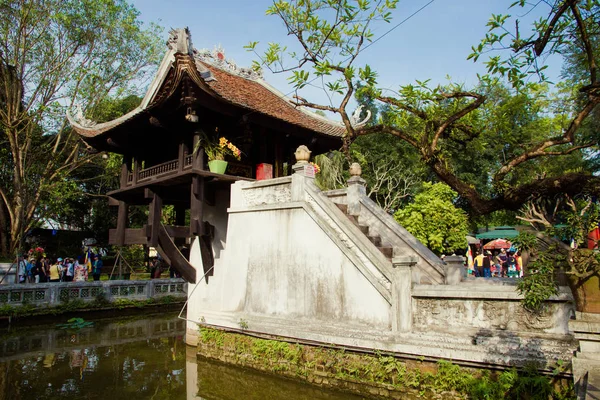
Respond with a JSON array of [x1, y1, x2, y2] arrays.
[[109, 228, 146, 245], [108, 196, 119, 207], [144, 188, 154, 199], [164, 225, 190, 238], [116, 201, 128, 246], [190, 175, 204, 236]]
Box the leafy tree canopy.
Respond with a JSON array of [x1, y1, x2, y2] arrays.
[[0, 0, 162, 255], [394, 182, 469, 255], [249, 0, 600, 217]]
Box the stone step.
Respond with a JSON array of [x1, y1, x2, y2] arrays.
[[357, 224, 369, 235], [335, 203, 348, 214], [378, 246, 393, 259], [334, 201, 391, 260], [368, 235, 381, 247]]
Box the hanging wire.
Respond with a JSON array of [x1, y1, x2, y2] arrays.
[[241, 0, 437, 119]]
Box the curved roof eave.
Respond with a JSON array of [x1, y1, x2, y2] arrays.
[[68, 27, 368, 140]]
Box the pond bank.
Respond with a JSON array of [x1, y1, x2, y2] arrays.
[[0, 311, 370, 400], [197, 326, 575, 400], [0, 278, 186, 323]]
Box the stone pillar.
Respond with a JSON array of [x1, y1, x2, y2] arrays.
[[391, 256, 417, 332], [444, 255, 465, 285], [570, 312, 600, 399], [347, 162, 366, 216], [291, 145, 314, 201]]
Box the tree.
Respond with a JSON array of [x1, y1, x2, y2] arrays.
[[314, 140, 423, 213], [394, 182, 469, 255], [0, 0, 162, 255], [513, 195, 600, 311], [249, 0, 600, 216]]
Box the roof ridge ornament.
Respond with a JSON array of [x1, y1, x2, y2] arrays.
[[68, 104, 97, 128], [167, 27, 194, 56], [194, 45, 263, 81], [350, 105, 371, 127]]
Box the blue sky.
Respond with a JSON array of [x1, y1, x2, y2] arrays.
[[131, 0, 562, 113]]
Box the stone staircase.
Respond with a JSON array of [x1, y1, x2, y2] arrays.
[[335, 203, 394, 261]]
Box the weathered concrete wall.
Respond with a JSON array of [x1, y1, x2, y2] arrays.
[[185, 167, 576, 370], [186, 177, 392, 346], [412, 282, 574, 335]]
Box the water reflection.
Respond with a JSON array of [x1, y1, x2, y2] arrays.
[[0, 314, 186, 399], [0, 313, 367, 400]]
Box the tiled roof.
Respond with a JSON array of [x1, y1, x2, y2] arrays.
[[68, 28, 351, 140], [203, 64, 346, 137]]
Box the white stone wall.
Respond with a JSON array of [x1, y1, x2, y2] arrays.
[[184, 174, 576, 369], [186, 178, 392, 343], [412, 284, 574, 335]]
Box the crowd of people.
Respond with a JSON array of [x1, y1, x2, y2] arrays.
[[14, 253, 103, 283], [469, 248, 523, 278]]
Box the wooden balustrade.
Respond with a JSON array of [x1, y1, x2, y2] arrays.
[[122, 157, 198, 187]]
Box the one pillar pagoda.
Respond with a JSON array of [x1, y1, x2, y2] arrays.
[[67, 28, 368, 282]]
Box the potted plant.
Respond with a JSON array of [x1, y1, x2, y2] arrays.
[[514, 195, 600, 312], [197, 130, 242, 174]]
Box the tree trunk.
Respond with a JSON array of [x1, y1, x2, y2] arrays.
[[569, 274, 600, 313], [0, 200, 9, 256]]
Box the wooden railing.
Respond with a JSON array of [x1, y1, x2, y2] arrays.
[[138, 159, 179, 180], [123, 157, 195, 187], [120, 155, 253, 189]]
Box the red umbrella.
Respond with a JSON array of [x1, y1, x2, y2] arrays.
[[483, 239, 512, 250]]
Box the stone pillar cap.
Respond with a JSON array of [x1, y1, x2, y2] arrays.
[[294, 145, 311, 163], [444, 255, 465, 262], [349, 162, 362, 176], [392, 256, 418, 267]]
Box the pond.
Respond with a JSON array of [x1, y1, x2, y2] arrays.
[[0, 312, 367, 400]]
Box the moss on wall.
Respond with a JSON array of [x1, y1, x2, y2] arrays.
[[198, 326, 575, 400]]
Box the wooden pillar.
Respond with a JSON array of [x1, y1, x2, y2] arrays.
[[274, 137, 283, 178], [132, 157, 139, 185], [190, 176, 204, 236], [178, 141, 188, 172], [175, 206, 186, 226], [116, 201, 128, 246], [120, 155, 131, 188], [192, 133, 205, 170], [146, 189, 162, 248]]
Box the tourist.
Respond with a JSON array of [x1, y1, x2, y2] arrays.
[[92, 255, 103, 281], [64, 258, 74, 282], [17, 255, 26, 283], [483, 251, 492, 278], [26, 257, 35, 283], [496, 249, 508, 277], [516, 251, 524, 277], [473, 251, 485, 277], [49, 258, 62, 282], [151, 257, 162, 279], [34, 257, 44, 283], [506, 252, 518, 278], [39, 256, 50, 283], [73, 258, 88, 282]]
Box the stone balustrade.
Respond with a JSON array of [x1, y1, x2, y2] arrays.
[[0, 279, 186, 307]]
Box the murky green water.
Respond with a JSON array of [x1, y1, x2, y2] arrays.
[[0, 312, 367, 400]]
